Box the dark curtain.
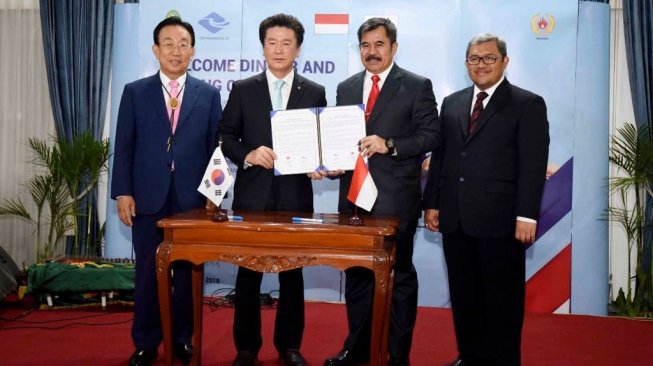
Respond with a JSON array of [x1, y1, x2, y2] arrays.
[[623, 2, 653, 131], [39, 0, 114, 257], [623, 0, 653, 305]]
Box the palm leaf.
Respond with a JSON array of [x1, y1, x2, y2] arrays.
[[25, 175, 50, 210], [0, 198, 32, 220], [5, 133, 110, 262], [608, 121, 653, 315]]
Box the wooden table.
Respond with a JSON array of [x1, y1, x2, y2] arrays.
[[156, 208, 398, 365]]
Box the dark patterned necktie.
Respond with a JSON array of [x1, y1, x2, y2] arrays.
[[469, 91, 488, 134]]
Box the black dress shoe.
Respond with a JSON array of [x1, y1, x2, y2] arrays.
[[324, 349, 368, 366], [128, 348, 157, 366], [233, 350, 257, 366], [279, 348, 307, 366], [444, 359, 466, 366], [174, 343, 193, 365], [388, 357, 410, 366]]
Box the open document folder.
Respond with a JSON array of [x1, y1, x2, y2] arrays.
[[271, 104, 366, 175]]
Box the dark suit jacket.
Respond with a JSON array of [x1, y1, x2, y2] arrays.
[[220, 71, 327, 211], [111, 73, 222, 213], [423, 78, 549, 238], [337, 64, 439, 220]]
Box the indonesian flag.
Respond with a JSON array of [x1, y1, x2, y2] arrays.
[[198, 146, 234, 207], [347, 153, 377, 211], [314, 14, 349, 34]]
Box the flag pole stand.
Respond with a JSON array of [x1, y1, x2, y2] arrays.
[[348, 206, 364, 226], [212, 206, 229, 222], [207, 201, 229, 222]]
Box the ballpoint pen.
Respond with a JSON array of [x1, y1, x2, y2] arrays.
[[228, 215, 244, 221], [291, 217, 324, 224]]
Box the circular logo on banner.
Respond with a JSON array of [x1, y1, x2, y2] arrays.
[[531, 14, 555, 38], [211, 169, 226, 185]]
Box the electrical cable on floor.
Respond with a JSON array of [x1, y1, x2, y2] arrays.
[[0, 310, 133, 330], [202, 288, 280, 310], [204, 288, 235, 310]]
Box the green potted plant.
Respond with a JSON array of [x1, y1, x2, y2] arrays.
[[608, 122, 653, 317], [0, 131, 110, 262]]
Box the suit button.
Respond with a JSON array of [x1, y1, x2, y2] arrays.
[[461, 151, 467, 157], [459, 177, 465, 182]]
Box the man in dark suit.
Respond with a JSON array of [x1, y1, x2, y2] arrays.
[[324, 18, 439, 366], [423, 33, 550, 366], [111, 17, 221, 366], [220, 14, 327, 366]]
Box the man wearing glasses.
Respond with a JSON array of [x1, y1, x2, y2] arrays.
[[112, 16, 221, 366], [423, 33, 549, 366]]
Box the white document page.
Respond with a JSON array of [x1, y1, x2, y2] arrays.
[[318, 104, 366, 171], [271, 108, 320, 175]]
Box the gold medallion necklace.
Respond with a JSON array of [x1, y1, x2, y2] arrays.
[[162, 81, 185, 109]]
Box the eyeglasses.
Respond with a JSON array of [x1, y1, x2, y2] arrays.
[[466, 55, 502, 65], [160, 41, 192, 51]]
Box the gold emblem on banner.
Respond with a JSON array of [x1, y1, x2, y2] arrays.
[[531, 14, 555, 38]]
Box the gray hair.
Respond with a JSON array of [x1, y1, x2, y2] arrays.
[[466, 33, 507, 57]]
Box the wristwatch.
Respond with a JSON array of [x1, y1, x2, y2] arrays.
[[385, 138, 396, 155]]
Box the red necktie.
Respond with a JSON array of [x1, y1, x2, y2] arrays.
[[365, 75, 380, 123], [469, 91, 488, 134]]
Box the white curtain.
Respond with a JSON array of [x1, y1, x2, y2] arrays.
[[608, 0, 637, 300], [0, 0, 58, 267]]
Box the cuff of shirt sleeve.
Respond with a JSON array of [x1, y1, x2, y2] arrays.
[[517, 216, 537, 223]]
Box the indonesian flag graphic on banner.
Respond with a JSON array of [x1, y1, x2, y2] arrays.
[[347, 153, 377, 211], [198, 146, 234, 207], [314, 14, 349, 34]]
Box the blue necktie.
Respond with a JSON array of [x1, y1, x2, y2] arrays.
[[273, 80, 286, 110]]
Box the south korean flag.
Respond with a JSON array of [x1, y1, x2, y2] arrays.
[[198, 146, 234, 207]]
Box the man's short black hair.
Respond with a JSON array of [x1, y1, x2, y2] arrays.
[[153, 16, 195, 47], [357, 17, 397, 45], [259, 13, 305, 46]]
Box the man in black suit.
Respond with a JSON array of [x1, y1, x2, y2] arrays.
[[423, 33, 550, 366], [220, 13, 327, 366], [324, 18, 439, 366]]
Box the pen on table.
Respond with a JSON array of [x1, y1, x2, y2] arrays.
[[228, 215, 243, 221], [291, 217, 324, 224]]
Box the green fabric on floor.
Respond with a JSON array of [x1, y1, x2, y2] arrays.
[[27, 261, 135, 294]]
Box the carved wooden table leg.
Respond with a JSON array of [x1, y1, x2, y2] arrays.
[[370, 248, 394, 365], [156, 241, 174, 366]]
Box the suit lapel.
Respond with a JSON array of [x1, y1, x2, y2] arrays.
[[458, 87, 474, 139], [368, 65, 401, 124], [467, 79, 511, 141], [176, 76, 199, 131], [254, 72, 273, 113], [349, 72, 365, 104], [287, 72, 307, 109], [147, 74, 170, 128]]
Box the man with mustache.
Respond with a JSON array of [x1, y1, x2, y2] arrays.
[[324, 17, 439, 366]]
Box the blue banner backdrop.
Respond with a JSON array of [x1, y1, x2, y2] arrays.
[[106, 0, 609, 315]]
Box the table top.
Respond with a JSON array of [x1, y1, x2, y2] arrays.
[[157, 208, 399, 237]]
